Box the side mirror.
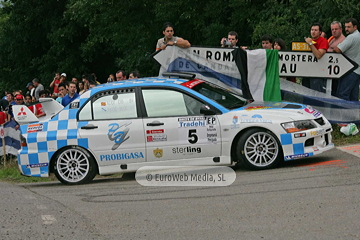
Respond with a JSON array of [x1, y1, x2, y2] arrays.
[[200, 105, 216, 115]]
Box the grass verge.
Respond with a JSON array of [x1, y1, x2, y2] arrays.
[[331, 124, 360, 146], [1, 124, 359, 184], [0, 160, 56, 183]]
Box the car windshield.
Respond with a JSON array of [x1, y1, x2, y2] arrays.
[[191, 82, 248, 110]]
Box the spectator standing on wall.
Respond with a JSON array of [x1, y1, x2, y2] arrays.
[[334, 18, 360, 101], [327, 21, 346, 96], [220, 31, 239, 48], [328, 21, 346, 52], [156, 22, 191, 51], [116, 70, 127, 81], [261, 34, 274, 49], [304, 23, 329, 93], [32, 78, 44, 100], [50, 72, 61, 97], [129, 70, 140, 79], [273, 38, 286, 50]]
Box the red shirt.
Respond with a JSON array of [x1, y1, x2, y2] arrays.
[[313, 36, 329, 51], [0, 111, 7, 125], [53, 79, 61, 94], [28, 103, 44, 116]]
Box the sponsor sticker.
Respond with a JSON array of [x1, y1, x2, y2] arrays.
[[304, 106, 322, 118], [26, 163, 48, 168], [100, 151, 144, 161], [146, 129, 164, 134], [172, 146, 202, 155], [17, 107, 27, 116], [245, 106, 271, 111], [70, 102, 79, 109], [231, 116, 240, 129], [17, 107, 28, 121], [107, 122, 131, 150], [241, 119, 272, 123], [181, 79, 205, 89], [312, 147, 319, 152], [27, 123, 44, 133], [147, 135, 167, 142], [178, 117, 216, 128], [284, 153, 310, 160], [310, 129, 325, 136], [153, 148, 163, 158]]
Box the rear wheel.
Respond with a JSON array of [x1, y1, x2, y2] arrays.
[[53, 146, 97, 184], [236, 128, 282, 170]]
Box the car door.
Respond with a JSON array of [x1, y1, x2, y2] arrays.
[[141, 87, 221, 162], [77, 88, 146, 166]]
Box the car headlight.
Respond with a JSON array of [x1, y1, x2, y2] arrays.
[[281, 120, 316, 133]]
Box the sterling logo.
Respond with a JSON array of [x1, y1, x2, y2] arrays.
[[107, 122, 131, 150], [172, 146, 201, 154]]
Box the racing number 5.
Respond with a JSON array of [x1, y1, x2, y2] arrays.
[[188, 129, 198, 144]]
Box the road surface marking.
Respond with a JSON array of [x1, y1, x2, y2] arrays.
[[297, 159, 347, 171], [42, 215, 57, 225], [337, 145, 360, 158]]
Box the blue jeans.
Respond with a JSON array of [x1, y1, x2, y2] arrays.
[[336, 72, 360, 101]]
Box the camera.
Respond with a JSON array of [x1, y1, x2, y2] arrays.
[[222, 38, 231, 46]]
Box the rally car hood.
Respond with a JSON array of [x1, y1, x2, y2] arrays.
[[231, 101, 323, 121]]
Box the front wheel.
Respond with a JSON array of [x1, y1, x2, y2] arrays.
[[53, 146, 97, 184], [236, 129, 282, 170]]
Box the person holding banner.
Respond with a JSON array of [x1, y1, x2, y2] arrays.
[[156, 22, 191, 51], [220, 31, 238, 48], [261, 34, 274, 49]]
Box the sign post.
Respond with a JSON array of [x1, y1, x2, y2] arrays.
[[291, 41, 311, 52], [278, 51, 357, 79], [278, 51, 358, 95]]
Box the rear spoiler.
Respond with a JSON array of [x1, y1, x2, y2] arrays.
[[12, 98, 64, 124]]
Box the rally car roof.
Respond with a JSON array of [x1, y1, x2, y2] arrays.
[[86, 76, 192, 96]]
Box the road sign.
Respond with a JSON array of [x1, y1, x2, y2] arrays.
[[291, 42, 311, 51], [278, 51, 358, 79]]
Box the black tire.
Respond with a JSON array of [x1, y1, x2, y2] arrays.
[[236, 128, 282, 170], [53, 146, 97, 184]]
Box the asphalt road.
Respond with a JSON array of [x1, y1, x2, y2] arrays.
[[1, 145, 360, 240]]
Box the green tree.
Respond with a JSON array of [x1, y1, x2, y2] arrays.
[[0, 0, 359, 96]]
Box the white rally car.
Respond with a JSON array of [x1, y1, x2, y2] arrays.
[[13, 74, 334, 184]]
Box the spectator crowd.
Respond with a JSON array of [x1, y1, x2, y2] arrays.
[[1, 18, 359, 130], [0, 70, 141, 129], [157, 19, 359, 102]]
